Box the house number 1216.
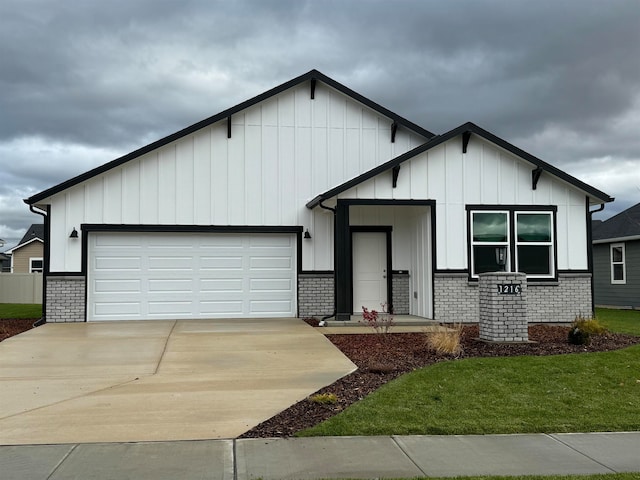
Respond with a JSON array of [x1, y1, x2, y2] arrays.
[[497, 284, 521, 295]]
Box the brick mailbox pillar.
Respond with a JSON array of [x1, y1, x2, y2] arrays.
[[479, 272, 528, 342]]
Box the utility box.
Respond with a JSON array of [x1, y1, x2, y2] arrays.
[[479, 272, 528, 342]]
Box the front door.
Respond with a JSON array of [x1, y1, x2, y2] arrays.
[[352, 231, 388, 313]]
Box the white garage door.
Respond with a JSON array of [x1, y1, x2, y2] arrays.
[[88, 232, 296, 321]]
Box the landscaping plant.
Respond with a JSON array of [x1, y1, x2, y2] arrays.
[[568, 315, 607, 345], [360, 304, 394, 334], [425, 324, 463, 356]]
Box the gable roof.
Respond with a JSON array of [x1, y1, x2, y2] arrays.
[[5, 224, 45, 253], [306, 122, 614, 208], [593, 202, 640, 243], [25, 70, 435, 206]]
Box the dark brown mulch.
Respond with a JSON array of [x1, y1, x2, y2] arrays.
[[240, 325, 640, 438], [0, 319, 36, 342]]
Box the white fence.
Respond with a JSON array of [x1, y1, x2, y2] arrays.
[[0, 273, 43, 303]]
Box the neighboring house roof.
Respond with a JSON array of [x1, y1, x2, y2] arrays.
[[25, 69, 435, 206], [593, 202, 640, 243], [306, 122, 614, 208], [5, 224, 45, 254]]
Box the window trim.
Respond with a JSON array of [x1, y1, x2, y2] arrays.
[[466, 205, 557, 280], [610, 242, 626, 284], [29, 257, 44, 273], [470, 210, 511, 276]]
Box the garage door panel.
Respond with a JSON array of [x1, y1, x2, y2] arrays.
[[89, 232, 296, 320], [94, 279, 141, 293], [200, 256, 244, 270], [94, 256, 142, 271], [148, 278, 194, 293], [200, 278, 243, 292], [94, 302, 141, 317]]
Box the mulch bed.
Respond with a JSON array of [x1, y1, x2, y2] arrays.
[[240, 324, 640, 438], [0, 319, 36, 342]]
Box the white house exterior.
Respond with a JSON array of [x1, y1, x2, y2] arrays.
[[26, 70, 613, 323]]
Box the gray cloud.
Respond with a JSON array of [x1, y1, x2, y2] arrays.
[[1, 0, 639, 247]]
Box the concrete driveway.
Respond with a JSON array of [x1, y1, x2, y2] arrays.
[[0, 318, 356, 445]]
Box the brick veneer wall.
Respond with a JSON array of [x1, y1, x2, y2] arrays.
[[298, 273, 334, 317], [46, 276, 85, 322], [392, 273, 410, 314], [479, 272, 528, 342], [434, 272, 592, 324]]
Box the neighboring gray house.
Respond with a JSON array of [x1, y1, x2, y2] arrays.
[[25, 70, 613, 323], [593, 202, 640, 309]]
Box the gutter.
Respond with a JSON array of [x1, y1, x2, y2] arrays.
[[318, 201, 337, 325], [587, 203, 606, 315], [29, 205, 48, 326]]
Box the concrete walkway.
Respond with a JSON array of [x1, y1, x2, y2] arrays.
[[0, 319, 356, 445], [2, 433, 639, 479]]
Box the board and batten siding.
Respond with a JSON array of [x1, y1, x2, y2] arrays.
[[336, 135, 589, 271], [44, 81, 427, 272], [593, 241, 640, 308]]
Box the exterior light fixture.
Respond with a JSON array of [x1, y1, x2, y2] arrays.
[[69, 228, 79, 239], [304, 229, 312, 239]]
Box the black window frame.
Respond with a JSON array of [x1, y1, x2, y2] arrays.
[[466, 205, 558, 281]]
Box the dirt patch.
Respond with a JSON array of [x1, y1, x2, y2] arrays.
[[0, 319, 37, 342], [240, 324, 640, 438]]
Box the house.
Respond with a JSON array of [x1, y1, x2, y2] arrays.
[[592, 202, 640, 309], [0, 252, 10, 273], [25, 70, 613, 323], [4, 224, 44, 273]]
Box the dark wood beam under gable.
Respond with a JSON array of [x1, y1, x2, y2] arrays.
[[227, 116, 232, 139], [392, 165, 401, 188], [391, 121, 398, 143], [310, 78, 316, 99], [532, 167, 543, 190], [462, 130, 471, 153]]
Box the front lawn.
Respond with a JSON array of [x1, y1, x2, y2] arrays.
[[0, 303, 42, 319], [300, 310, 640, 437], [596, 307, 640, 335]]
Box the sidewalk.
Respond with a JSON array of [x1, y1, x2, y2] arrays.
[[2, 432, 639, 479]]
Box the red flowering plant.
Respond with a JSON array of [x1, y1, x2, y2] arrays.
[[360, 303, 394, 334]]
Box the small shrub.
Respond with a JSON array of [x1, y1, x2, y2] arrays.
[[425, 324, 463, 356], [308, 393, 338, 405], [568, 315, 607, 345], [360, 304, 394, 334]]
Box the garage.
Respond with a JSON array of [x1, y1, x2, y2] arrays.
[[87, 232, 297, 321]]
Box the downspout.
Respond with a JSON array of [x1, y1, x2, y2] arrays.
[[587, 202, 606, 316], [29, 204, 48, 327], [319, 200, 337, 324]]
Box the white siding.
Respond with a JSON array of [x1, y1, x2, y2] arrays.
[[337, 136, 589, 271], [45, 81, 427, 272]]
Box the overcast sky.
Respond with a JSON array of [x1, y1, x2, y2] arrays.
[[1, 0, 639, 250]]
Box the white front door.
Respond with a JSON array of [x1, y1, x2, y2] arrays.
[[352, 232, 388, 313]]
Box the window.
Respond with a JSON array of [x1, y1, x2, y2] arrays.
[[471, 211, 510, 275], [610, 243, 625, 284], [30, 258, 43, 273], [468, 207, 556, 279]]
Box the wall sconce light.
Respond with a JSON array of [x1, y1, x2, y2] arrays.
[[69, 228, 79, 239], [304, 229, 312, 239]]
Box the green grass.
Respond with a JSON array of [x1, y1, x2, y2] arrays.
[[300, 309, 640, 437], [333, 475, 640, 480], [596, 307, 640, 336], [0, 303, 42, 319]]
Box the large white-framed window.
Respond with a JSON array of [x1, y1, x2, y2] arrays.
[[515, 212, 554, 276], [470, 211, 510, 276], [29, 257, 43, 273], [610, 243, 626, 284], [468, 207, 556, 279]]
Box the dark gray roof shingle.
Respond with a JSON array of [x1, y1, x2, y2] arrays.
[[593, 202, 640, 241]]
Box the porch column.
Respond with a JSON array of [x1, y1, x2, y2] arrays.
[[335, 201, 351, 321]]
